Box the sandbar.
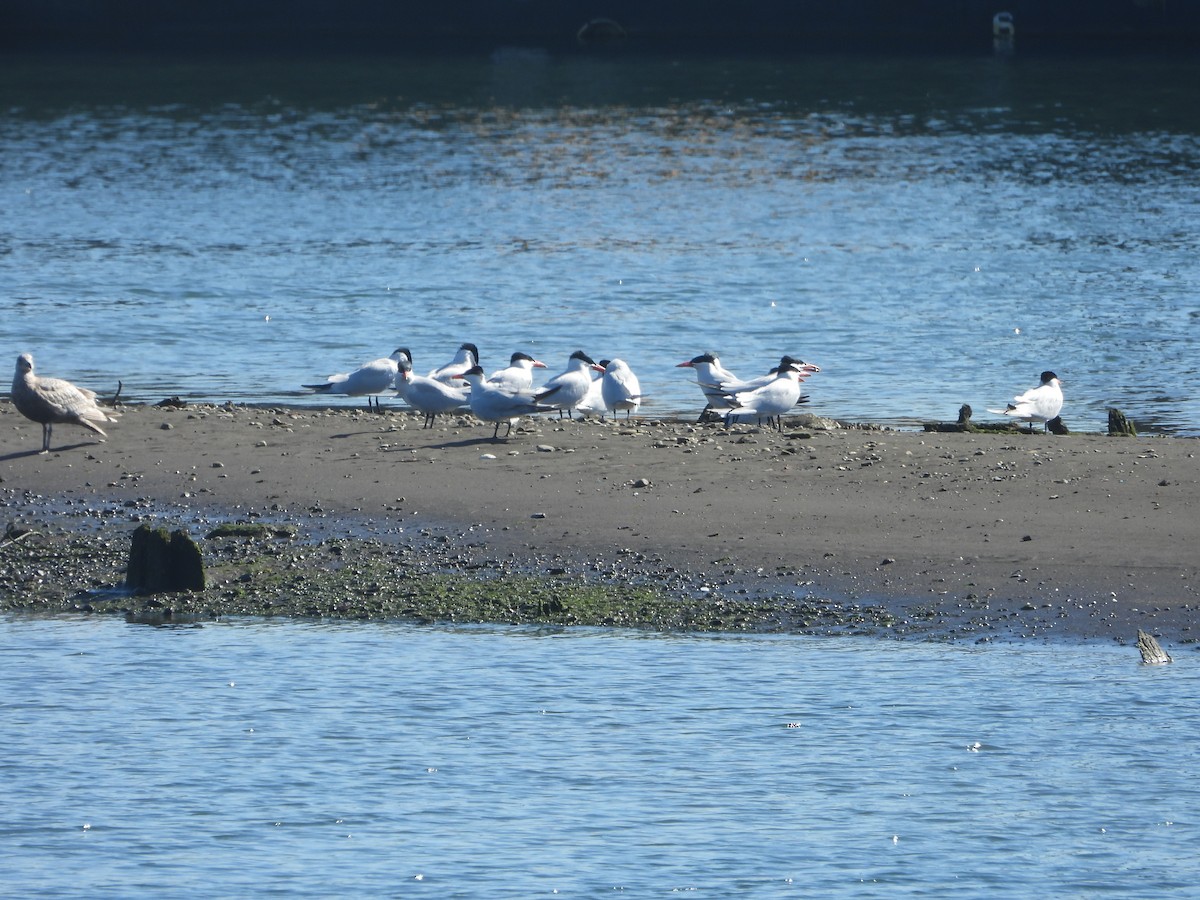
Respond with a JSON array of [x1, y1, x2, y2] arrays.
[[2, 401, 1197, 646]]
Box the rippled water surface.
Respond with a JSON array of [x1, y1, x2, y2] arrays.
[[3, 615, 1198, 897], [2, 55, 1199, 432]]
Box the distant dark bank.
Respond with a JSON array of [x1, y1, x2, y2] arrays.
[[4, 0, 1200, 57]]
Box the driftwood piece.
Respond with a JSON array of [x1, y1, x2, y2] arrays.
[[2, 523, 39, 546], [1136, 629, 1172, 665], [923, 404, 973, 432], [924, 405, 1071, 435], [1107, 408, 1137, 437], [923, 404, 1015, 433], [125, 524, 206, 594]]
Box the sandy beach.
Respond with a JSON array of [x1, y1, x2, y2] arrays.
[[2, 400, 1197, 646]]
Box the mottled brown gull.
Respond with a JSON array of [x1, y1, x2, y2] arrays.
[[11, 353, 118, 453]]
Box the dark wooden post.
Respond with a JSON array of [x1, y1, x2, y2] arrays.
[[126, 525, 206, 594]]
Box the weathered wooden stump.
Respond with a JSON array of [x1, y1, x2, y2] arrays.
[[1136, 629, 1172, 665], [924, 404, 1022, 433], [923, 404, 973, 432], [125, 524, 206, 594], [1046, 415, 1069, 435], [1108, 408, 1137, 437]]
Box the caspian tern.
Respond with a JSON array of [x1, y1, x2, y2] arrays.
[[11, 353, 119, 453], [535, 350, 605, 419], [429, 343, 481, 384], [396, 368, 469, 428], [676, 352, 741, 408], [456, 365, 560, 440], [303, 348, 410, 411], [713, 355, 820, 425], [601, 358, 642, 419], [487, 352, 547, 393], [679, 352, 818, 423], [573, 360, 608, 418], [723, 356, 820, 393], [989, 370, 1064, 431], [719, 363, 807, 432]]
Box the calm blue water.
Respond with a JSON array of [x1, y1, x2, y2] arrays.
[[2, 55, 1199, 433], [3, 615, 1197, 897]]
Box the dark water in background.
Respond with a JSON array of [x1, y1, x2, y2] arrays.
[[4, 615, 1199, 898], [2, 54, 1199, 432]]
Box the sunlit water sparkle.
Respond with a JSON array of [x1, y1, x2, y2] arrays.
[[2, 56, 1198, 434], [2, 615, 1198, 897]]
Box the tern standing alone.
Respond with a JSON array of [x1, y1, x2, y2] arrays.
[[989, 370, 1064, 431], [11, 353, 119, 453]]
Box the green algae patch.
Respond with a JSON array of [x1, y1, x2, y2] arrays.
[[0, 526, 899, 635], [206, 549, 719, 630]]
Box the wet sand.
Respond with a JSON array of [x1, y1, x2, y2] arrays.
[[2, 401, 1197, 645]]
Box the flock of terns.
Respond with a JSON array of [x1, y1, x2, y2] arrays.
[[302, 343, 824, 438], [9, 346, 1064, 453]]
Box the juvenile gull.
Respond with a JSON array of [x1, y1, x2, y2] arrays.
[[11, 353, 118, 453]]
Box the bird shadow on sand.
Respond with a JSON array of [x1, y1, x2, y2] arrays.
[[0, 441, 103, 461], [390, 436, 512, 451], [328, 431, 392, 441]]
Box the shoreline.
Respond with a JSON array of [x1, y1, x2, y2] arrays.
[[2, 401, 1197, 647]]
